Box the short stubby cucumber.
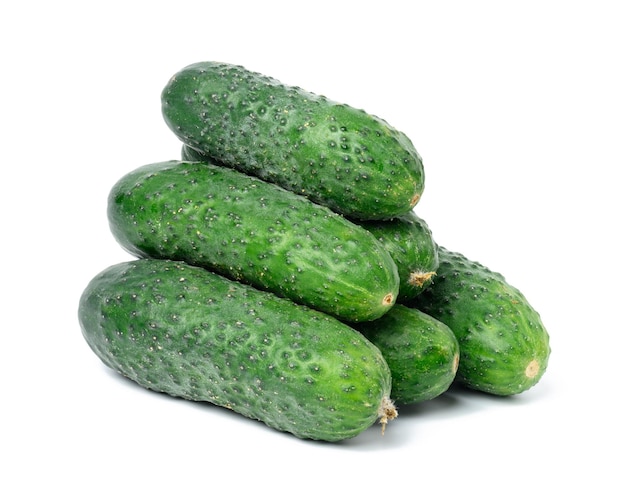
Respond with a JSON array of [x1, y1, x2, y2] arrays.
[[107, 160, 399, 322], [411, 247, 551, 396], [78, 259, 397, 442], [353, 305, 459, 405], [162, 61, 424, 220], [357, 211, 439, 303]]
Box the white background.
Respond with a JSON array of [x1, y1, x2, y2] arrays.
[[2, 1, 624, 485]]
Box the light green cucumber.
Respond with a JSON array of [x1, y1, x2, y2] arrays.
[[411, 247, 551, 396], [162, 61, 424, 220], [78, 259, 397, 441], [107, 160, 399, 322], [357, 211, 439, 303], [353, 305, 459, 405]]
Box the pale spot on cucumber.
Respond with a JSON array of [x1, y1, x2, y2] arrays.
[[382, 293, 394, 306], [410, 193, 421, 207], [452, 352, 460, 374], [525, 359, 540, 379]]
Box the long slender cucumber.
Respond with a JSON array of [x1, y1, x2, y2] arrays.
[[78, 259, 397, 441], [163, 61, 424, 220], [107, 160, 399, 322]]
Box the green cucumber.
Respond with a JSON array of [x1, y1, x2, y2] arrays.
[[353, 305, 459, 405], [78, 259, 397, 442], [162, 61, 424, 220], [107, 160, 399, 322], [357, 211, 439, 303], [411, 247, 551, 395]]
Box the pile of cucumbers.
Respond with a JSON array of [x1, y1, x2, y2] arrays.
[[78, 61, 551, 442]]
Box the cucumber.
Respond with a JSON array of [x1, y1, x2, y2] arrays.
[[357, 211, 439, 303], [107, 160, 399, 322], [353, 305, 459, 405], [78, 259, 397, 442], [411, 247, 551, 395], [162, 61, 424, 220]]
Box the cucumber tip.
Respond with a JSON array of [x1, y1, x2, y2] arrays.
[[525, 359, 540, 379]]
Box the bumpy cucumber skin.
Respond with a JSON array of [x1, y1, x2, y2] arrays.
[[78, 259, 394, 442], [412, 247, 550, 396], [358, 211, 439, 303], [354, 305, 459, 405], [107, 160, 399, 323], [162, 61, 424, 220]]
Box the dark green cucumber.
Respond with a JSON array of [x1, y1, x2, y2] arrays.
[[162, 61, 424, 220], [357, 211, 439, 303], [78, 259, 397, 442], [353, 305, 459, 405], [107, 160, 399, 322], [411, 247, 550, 396]]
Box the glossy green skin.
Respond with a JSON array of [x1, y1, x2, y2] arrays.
[[162, 61, 424, 220], [107, 160, 399, 322], [358, 211, 439, 303], [354, 305, 459, 405], [78, 259, 394, 442], [412, 248, 551, 396]]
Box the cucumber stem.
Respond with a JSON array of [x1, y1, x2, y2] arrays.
[[408, 270, 437, 288], [378, 397, 398, 435]]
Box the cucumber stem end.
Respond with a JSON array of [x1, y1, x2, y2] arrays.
[[378, 396, 398, 435]]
